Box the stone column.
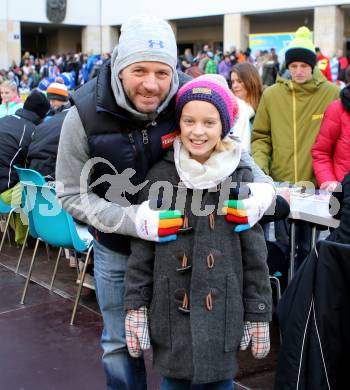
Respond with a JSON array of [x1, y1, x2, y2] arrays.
[[223, 13, 250, 53], [314, 6, 345, 55], [82, 25, 102, 55], [0, 20, 21, 69], [101, 26, 119, 53]]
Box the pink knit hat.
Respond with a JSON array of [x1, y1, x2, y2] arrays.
[[175, 74, 239, 138]]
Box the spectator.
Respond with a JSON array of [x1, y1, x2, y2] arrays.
[[0, 90, 50, 243], [27, 82, 71, 179], [312, 84, 350, 191], [0, 80, 23, 118], [46, 81, 70, 116], [330, 52, 339, 83], [252, 26, 339, 268], [204, 51, 217, 74], [230, 62, 263, 152], [316, 47, 332, 82], [337, 49, 349, 83], [198, 51, 210, 73], [262, 53, 278, 87], [218, 53, 232, 81], [184, 48, 193, 64]]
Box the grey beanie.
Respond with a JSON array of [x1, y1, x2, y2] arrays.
[[111, 16, 179, 121]]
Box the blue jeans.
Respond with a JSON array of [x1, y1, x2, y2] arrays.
[[160, 377, 234, 390], [93, 240, 146, 390]]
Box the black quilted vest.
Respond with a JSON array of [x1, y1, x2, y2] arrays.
[[72, 61, 178, 254]]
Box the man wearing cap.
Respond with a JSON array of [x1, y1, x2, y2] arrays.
[[27, 80, 71, 179], [0, 90, 50, 243], [56, 16, 275, 389], [252, 26, 339, 267]]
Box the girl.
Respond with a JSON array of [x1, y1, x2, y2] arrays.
[[124, 75, 272, 389], [230, 62, 263, 153], [0, 80, 23, 118]]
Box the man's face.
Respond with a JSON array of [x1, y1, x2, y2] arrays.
[[119, 61, 173, 113], [49, 99, 65, 109], [289, 62, 313, 84]]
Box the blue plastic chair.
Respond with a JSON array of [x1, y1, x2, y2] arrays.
[[14, 166, 47, 272], [20, 183, 93, 325], [0, 197, 19, 252]]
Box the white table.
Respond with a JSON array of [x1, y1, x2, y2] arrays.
[[288, 191, 339, 280]]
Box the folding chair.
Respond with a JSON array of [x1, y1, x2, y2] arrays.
[[19, 183, 93, 325]]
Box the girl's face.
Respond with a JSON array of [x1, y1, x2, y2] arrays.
[[230, 72, 248, 101], [180, 100, 222, 164], [0, 87, 16, 103]]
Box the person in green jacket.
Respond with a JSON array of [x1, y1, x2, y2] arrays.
[[251, 26, 339, 269]]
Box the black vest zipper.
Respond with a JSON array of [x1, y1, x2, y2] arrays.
[[141, 128, 153, 162]]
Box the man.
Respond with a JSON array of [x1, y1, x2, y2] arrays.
[[56, 16, 274, 390], [252, 26, 339, 266], [46, 80, 70, 116], [0, 90, 50, 242]]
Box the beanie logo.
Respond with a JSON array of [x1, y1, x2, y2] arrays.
[[148, 40, 165, 49], [192, 87, 212, 95]]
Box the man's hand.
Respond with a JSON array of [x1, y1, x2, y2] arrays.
[[240, 321, 270, 359], [320, 181, 339, 192], [135, 200, 183, 242], [222, 183, 276, 232], [125, 306, 151, 358]]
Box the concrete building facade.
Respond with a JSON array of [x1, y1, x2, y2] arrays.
[[1, 0, 350, 69]]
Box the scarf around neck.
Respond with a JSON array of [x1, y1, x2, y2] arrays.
[[173, 136, 241, 190]]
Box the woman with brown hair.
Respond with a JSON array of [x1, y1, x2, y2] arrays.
[[230, 62, 263, 152]]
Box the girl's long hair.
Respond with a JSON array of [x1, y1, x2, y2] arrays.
[[231, 62, 263, 111]]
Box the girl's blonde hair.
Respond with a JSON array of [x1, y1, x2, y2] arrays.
[[215, 135, 237, 152]]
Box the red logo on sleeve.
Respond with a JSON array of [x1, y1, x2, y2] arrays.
[[161, 130, 178, 149]]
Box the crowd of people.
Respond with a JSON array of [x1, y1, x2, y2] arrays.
[[0, 16, 350, 390]]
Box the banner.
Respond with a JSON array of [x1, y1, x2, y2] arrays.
[[249, 32, 295, 55]]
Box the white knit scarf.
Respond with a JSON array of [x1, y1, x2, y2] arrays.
[[173, 136, 241, 190]]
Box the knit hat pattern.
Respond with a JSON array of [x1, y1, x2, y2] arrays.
[[175, 74, 239, 138], [46, 82, 69, 101], [285, 26, 316, 68], [23, 89, 50, 119], [113, 16, 178, 74]]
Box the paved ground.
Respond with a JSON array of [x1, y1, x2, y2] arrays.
[[0, 237, 278, 389]]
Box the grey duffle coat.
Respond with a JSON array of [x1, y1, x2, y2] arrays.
[[124, 154, 272, 384]]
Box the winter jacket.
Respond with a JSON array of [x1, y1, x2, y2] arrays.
[[328, 171, 350, 243], [312, 99, 350, 186], [205, 59, 217, 74], [275, 240, 350, 390], [252, 69, 339, 184], [218, 60, 232, 81], [125, 153, 272, 384], [0, 100, 23, 119], [0, 108, 41, 193], [27, 109, 69, 179]]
